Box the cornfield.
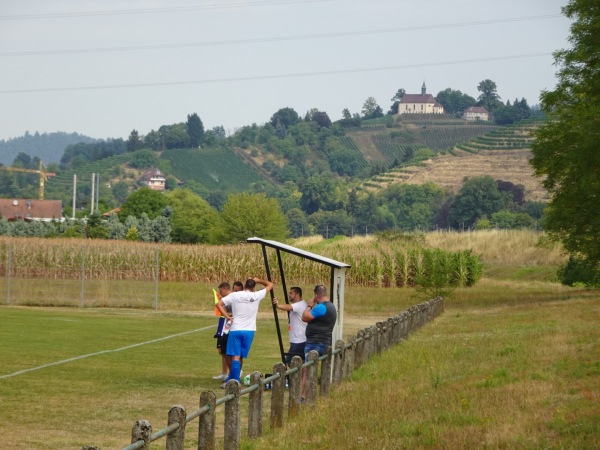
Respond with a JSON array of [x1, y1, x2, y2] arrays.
[[0, 236, 482, 289]]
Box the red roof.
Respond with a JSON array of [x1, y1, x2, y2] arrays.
[[400, 93, 437, 104], [0, 199, 62, 221]]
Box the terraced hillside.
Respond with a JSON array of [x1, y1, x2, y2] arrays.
[[456, 120, 539, 152], [344, 115, 501, 167], [367, 149, 548, 202], [360, 120, 548, 202]]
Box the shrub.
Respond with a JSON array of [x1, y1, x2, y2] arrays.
[[557, 256, 600, 287]]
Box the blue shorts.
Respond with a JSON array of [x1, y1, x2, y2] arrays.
[[226, 330, 255, 359], [304, 342, 329, 361]]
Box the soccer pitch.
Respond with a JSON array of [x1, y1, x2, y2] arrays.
[[0, 306, 285, 449]]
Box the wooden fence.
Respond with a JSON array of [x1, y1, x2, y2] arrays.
[[84, 297, 444, 450]]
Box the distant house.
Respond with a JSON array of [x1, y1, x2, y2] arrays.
[[0, 199, 62, 222], [463, 106, 490, 121], [101, 207, 121, 218], [139, 168, 166, 191], [398, 83, 445, 115]]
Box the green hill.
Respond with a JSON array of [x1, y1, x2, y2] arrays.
[[12, 116, 546, 208], [0, 132, 97, 165]]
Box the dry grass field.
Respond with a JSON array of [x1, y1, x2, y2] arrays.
[[365, 149, 549, 202]]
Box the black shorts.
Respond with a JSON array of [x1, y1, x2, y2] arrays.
[[216, 333, 229, 352]]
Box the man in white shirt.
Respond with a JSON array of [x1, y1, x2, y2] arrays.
[[272, 286, 307, 366], [217, 276, 274, 385]]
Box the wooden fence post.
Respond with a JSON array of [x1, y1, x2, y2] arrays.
[[369, 325, 377, 359], [332, 340, 344, 386], [288, 356, 303, 417], [320, 345, 332, 397], [392, 315, 400, 344], [397, 313, 404, 340], [343, 338, 355, 380], [198, 391, 216, 450], [131, 419, 152, 450], [361, 328, 369, 363], [305, 350, 319, 406], [247, 371, 263, 439], [362, 327, 370, 362], [166, 405, 186, 450], [387, 318, 394, 348], [270, 362, 287, 429], [223, 381, 241, 450], [354, 330, 365, 369]]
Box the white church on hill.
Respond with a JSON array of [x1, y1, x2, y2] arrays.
[[398, 82, 445, 115]]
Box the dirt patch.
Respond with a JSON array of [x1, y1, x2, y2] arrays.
[[347, 131, 387, 163]]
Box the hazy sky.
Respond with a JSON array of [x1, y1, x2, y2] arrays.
[[0, 0, 571, 141]]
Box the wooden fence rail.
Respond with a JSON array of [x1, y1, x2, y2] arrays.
[[85, 297, 443, 450]]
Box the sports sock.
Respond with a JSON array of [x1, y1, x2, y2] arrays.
[[229, 360, 241, 382]]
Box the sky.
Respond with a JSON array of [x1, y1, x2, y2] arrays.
[[0, 0, 572, 142]]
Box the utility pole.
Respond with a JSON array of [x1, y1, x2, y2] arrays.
[[95, 173, 100, 213], [90, 173, 95, 214], [72, 174, 77, 220]]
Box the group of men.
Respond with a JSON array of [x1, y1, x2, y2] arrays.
[[214, 277, 337, 397]]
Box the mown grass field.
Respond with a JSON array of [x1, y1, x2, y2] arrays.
[[0, 231, 598, 449]]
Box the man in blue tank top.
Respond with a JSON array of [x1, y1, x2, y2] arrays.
[[300, 284, 337, 400]]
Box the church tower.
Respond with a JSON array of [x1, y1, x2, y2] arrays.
[[421, 81, 427, 95]]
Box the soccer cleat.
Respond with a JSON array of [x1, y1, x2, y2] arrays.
[[212, 374, 227, 380]]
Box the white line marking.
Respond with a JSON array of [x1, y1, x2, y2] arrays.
[[0, 325, 214, 379]]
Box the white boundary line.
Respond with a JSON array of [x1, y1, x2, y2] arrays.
[[0, 325, 214, 380]]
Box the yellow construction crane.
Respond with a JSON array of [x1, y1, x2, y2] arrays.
[[0, 160, 55, 200]]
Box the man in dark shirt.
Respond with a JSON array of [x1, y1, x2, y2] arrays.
[[300, 284, 337, 400]]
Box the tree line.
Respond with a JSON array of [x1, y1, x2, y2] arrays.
[[1, 77, 547, 246]]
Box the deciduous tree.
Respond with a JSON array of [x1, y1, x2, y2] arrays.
[[270, 107, 301, 129], [361, 97, 383, 119], [300, 175, 348, 215], [435, 88, 476, 114], [164, 188, 217, 243], [388, 88, 406, 114], [214, 192, 288, 243], [477, 79, 502, 112], [118, 187, 168, 220], [448, 176, 510, 229], [530, 0, 600, 268]]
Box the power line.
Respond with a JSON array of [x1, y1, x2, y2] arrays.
[[0, 53, 552, 95], [0, 14, 562, 57], [0, 0, 332, 21]]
